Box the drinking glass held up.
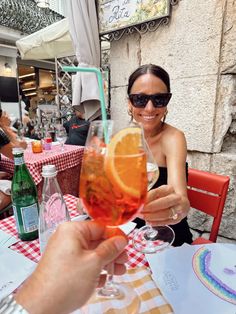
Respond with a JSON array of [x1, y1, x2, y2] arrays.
[[79, 120, 147, 312]]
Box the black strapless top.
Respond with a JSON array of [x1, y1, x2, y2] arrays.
[[134, 165, 193, 247]]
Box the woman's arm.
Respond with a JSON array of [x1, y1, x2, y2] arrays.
[[142, 128, 190, 226], [164, 128, 190, 222]]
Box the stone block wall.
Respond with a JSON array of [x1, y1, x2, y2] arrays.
[[109, 0, 236, 241]]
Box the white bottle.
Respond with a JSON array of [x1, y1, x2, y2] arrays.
[[39, 165, 70, 253]]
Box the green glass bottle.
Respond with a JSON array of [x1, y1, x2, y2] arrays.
[[11, 147, 39, 241]]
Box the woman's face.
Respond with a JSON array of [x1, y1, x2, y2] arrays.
[[128, 73, 168, 133]]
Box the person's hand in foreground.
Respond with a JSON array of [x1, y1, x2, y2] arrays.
[[141, 185, 190, 226], [15, 221, 128, 314]]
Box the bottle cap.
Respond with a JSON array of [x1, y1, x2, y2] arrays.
[[44, 137, 52, 143], [42, 165, 57, 177], [12, 147, 24, 155]]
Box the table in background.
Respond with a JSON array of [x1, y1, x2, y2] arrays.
[[0, 144, 84, 199]]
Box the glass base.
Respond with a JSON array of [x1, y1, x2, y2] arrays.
[[133, 225, 175, 254], [97, 281, 121, 298], [79, 283, 140, 314]]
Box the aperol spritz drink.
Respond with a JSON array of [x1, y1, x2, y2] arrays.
[[79, 120, 147, 312], [80, 150, 147, 226]]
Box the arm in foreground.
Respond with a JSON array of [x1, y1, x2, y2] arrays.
[[15, 221, 128, 314]]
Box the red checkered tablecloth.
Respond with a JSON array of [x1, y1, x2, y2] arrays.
[[0, 194, 148, 268], [0, 144, 84, 185]]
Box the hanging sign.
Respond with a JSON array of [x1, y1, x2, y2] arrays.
[[98, 0, 170, 35]]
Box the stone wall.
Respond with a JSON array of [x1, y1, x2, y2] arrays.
[[109, 0, 236, 241]]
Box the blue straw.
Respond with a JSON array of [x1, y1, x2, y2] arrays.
[[63, 66, 107, 120]]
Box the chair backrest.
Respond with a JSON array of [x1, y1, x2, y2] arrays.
[[187, 168, 230, 242]]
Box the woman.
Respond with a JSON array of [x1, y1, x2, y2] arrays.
[[127, 64, 192, 246]]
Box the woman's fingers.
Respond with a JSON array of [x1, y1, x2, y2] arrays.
[[143, 193, 181, 214], [147, 185, 175, 203]]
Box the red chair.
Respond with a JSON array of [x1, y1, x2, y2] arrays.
[[187, 168, 230, 244]]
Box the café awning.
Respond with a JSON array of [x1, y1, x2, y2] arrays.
[[16, 18, 74, 60]]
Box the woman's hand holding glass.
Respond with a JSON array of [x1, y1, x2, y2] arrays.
[[142, 185, 184, 226], [132, 141, 176, 253]]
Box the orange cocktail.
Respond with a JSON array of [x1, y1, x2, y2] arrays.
[[80, 149, 147, 226], [79, 122, 147, 226]]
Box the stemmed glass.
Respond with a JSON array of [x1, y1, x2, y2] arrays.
[[79, 120, 147, 312], [132, 140, 175, 253], [56, 126, 67, 151]]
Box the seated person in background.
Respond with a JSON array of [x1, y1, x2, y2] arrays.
[[0, 112, 27, 212], [0, 175, 11, 215], [0, 130, 12, 212], [0, 111, 27, 159], [24, 121, 40, 140], [64, 108, 90, 146]]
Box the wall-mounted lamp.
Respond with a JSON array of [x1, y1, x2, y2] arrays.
[[35, 0, 50, 8], [4, 63, 12, 75]]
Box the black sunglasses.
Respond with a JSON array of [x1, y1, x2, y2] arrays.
[[128, 93, 172, 108]]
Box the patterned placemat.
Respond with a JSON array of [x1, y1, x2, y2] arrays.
[[77, 267, 173, 314]]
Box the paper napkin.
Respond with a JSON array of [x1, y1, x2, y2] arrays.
[[146, 243, 236, 314], [0, 230, 18, 248], [0, 247, 36, 300], [119, 221, 137, 235]]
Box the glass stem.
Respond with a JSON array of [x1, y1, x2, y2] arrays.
[[145, 223, 158, 239], [98, 263, 120, 298]]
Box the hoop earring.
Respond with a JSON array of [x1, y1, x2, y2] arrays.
[[127, 108, 133, 121], [162, 110, 168, 124]]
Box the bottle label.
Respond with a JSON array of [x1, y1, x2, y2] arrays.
[[14, 156, 24, 165], [13, 203, 39, 234]]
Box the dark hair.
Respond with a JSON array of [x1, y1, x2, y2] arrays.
[[127, 64, 170, 95]]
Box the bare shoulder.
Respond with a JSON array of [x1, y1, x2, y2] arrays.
[[162, 123, 186, 140], [161, 123, 187, 152]]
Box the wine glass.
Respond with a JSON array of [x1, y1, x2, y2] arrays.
[[79, 120, 147, 312], [56, 126, 67, 151], [132, 140, 175, 253]]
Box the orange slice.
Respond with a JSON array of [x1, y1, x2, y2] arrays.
[[105, 127, 146, 197]]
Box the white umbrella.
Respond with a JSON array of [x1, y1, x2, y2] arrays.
[[16, 18, 74, 60], [66, 0, 101, 121]]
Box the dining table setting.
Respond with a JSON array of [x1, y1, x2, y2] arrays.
[[0, 142, 84, 198], [0, 193, 235, 314]]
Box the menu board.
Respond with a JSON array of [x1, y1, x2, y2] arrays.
[[98, 0, 170, 35]]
